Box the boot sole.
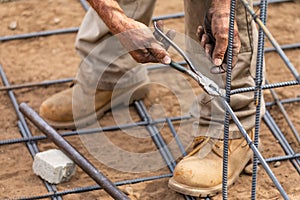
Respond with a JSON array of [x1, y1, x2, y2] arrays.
[[45, 80, 149, 129], [168, 175, 236, 197], [168, 148, 253, 197]]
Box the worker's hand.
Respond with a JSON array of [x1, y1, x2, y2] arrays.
[[87, 0, 172, 65], [116, 18, 172, 65], [197, 0, 241, 73]]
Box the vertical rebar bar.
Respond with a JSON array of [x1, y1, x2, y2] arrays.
[[251, 0, 267, 199], [222, 0, 237, 198], [166, 118, 187, 157]]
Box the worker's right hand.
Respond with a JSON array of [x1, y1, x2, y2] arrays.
[[116, 18, 172, 65]]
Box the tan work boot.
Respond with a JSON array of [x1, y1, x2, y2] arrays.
[[168, 129, 254, 197], [39, 80, 149, 129]]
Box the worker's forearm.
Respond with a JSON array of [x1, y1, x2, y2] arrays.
[[87, 0, 132, 34]]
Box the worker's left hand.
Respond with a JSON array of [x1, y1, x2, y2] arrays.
[[197, 0, 241, 73]]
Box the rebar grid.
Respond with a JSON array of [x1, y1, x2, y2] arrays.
[[0, 0, 299, 200]]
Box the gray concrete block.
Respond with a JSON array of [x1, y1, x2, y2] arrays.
[[33, 149, 76, 184]]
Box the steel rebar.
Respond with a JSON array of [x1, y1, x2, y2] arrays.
[[0, 115, 190, 146], [19, 103, 130, 200], [266, 96, 300, 107], [251, 0, 267, 198], [230, 80, 299, 95], [265, 43, 300, 52], [0, 77, 73, 91], [264, 153, 300, 163], [152, 12, 185, 21], [222, 0, 237, 198], [78, 0, 89, 11], [253, 0, 292, 6], [0, 27, 79, 42], [166, 118, 187, 157]]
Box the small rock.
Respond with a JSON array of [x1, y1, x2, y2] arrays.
[[53, 18, 61, 24], [244, 164, 260, 175], [8, 21, 17, 30], [123, 186, 134, 195], [273, 161, 281, 168]]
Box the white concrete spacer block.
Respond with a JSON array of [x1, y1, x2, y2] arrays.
[[33, 149, 76, 184]]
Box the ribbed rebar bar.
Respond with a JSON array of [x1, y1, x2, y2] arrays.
[[266, 96, 300, 107], [252, 1, 267, 198], [264, 153, 300, 163], [230, 80, 299, 95], [222, 0, 237, 198], [0, 115, 190, 146], [0, 78, 73, 91], [166, 118, 187, 157], [0, 27, 79, 42], [265, 43, 300, 52], [253, 0, 292, 6], [0, 62, 297, 95]]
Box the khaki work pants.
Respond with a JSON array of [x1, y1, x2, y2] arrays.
[[75, 0, 264, 139]]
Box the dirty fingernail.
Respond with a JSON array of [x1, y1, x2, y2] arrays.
[[214, 58, 222, 66], [210, 66, 226, 74], [162, 55, 171, 64]]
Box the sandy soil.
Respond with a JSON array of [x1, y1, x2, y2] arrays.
[[0, 0, 299, 199]]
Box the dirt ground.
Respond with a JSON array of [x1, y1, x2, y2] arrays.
[[0, 0, 299, 199]]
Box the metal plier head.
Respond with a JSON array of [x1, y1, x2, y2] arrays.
[[154, 21, 224, 98]]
